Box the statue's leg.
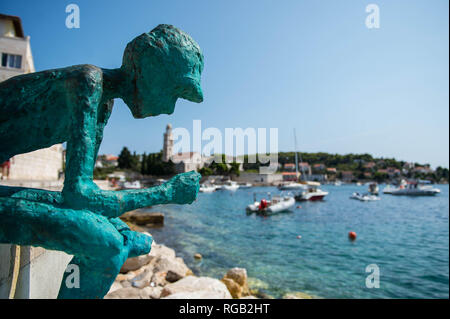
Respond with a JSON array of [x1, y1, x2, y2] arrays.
[[0, 197, 152, 299]]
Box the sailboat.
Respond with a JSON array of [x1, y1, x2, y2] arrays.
[[278, 129, 305, 190]]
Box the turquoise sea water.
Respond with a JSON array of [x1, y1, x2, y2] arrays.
[[146, 184, 449, 299]]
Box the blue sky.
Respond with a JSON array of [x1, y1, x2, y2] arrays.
[[1, 0, 448, 168]]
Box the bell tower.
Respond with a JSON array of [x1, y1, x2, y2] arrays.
[[162, 123, 173, 162]]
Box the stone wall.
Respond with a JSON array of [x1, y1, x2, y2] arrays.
[[236, 172, 283, 185], [7, 145, 64, 181]]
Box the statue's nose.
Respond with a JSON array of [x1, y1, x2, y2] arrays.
[[183, 83, 203, 103]]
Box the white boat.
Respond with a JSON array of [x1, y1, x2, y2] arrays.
[[382, 184, 397, 194], [368, 182, 379, 195], [123, 180, 142, 189], [199, 184, 217, 193], [238, 182, 253, 188], [278, 182, 306, 190], [350, 192, 380, 201], [247, 193, 295, 214], [220, 181, 240, 191], [389, 181, 440, 196], [294, 181, 328, 201], [334, 180, 342, 186]]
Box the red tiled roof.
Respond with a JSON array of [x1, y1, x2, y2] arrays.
[[299, 162, 309, 166]]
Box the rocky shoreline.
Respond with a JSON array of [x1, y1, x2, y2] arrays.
[[106, 211, 316, 299], [104, 236, 255, 299]]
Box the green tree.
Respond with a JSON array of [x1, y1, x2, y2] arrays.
[[373, 172, 388, 183], [118, 147, 133, 169], [228, 162, 241, 177], [141, 153, 147, 175]]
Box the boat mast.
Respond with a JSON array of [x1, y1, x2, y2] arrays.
[[293, 128, 306, 181]]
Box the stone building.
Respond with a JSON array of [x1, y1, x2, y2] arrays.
[[162, 123, 206, 173], [0, 14, 63, 181], [162, 124, 174, 162]]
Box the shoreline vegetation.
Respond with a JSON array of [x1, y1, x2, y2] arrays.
[[95, 149, 449, 184], [105, 210, 318, 299]]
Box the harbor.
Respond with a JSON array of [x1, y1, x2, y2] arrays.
[[139, 183, 449, 299]]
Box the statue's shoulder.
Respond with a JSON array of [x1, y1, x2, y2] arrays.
[[0, 64, 103, 89], [62, 64, 104, 85]]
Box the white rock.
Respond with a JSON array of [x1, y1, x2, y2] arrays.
[[162, 291, 230, 299], [120, 254, 153, 273], [153, 256, 190, 282], [107, 281, 123, 294], [142, 286, 163, 299], [224, 268, 248, 286], [149, 243, 176, 260], [161, 276, 232, 299], [104, 287, 150, 299]]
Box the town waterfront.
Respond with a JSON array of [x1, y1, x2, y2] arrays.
[[147, 184, 449, 299]]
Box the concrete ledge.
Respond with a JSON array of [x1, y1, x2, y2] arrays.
[[0, 245, 72, 299]]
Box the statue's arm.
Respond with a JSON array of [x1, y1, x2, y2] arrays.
[[88, 171, 201, 217], [0, 170, 200, 218]]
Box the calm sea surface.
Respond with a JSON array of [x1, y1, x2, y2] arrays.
[[146, 184, 449, 298]]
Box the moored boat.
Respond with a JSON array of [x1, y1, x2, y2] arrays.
[[350, 192, 380, 201], [368, 182, 379, 195], [199, 184, 217, 193], [123, 180, 142, 189], [278, 182, 306, 190], [294, 181, 328, 201], [389, 180, 440, 196], [220, 180, 240, 191], [247, 193, 295, 215]]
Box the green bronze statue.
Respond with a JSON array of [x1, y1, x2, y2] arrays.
[[0, 24, 203, 298]]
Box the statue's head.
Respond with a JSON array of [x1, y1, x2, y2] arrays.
[[121, 24, 204, 118]]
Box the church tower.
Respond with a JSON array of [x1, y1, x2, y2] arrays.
[[162, 124, 174, 162]]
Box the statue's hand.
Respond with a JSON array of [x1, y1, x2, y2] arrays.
[[167, 171, 201, 204]]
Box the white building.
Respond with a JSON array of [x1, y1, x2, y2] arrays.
[[162, 124, 174, 162], [0, 14, 63, 181]]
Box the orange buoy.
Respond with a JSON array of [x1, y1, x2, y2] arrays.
[[348, 231, 357, 241]]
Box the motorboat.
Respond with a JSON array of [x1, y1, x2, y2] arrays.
[[278, 182, 306, 190], [368, 182, 379, 195], [334, 180, 342, 186], [199, 184, 217, 193], [389, 181, 440, 196], [294, 181, 328, 201], [220, 180, 240, 191], [238, 182, 253, 188], [350, 192, 380, 201], [247, 192, 295, 215], [382, 184, 396, 194], [123, 180, 142, 189]]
